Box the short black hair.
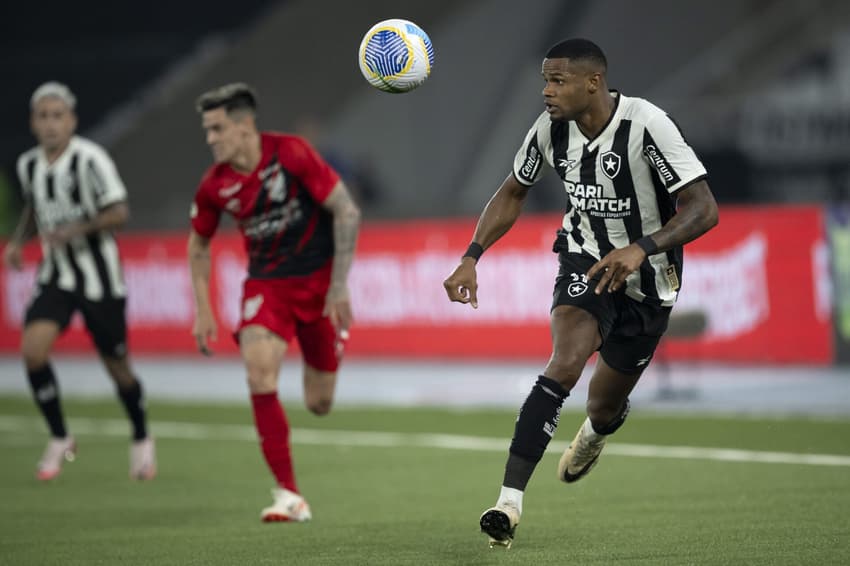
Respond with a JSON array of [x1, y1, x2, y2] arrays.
[[195, 82, 258, 114], [545, 38, 607, 70]]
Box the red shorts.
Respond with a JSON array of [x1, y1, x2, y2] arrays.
[[234, 262, 340, 372]]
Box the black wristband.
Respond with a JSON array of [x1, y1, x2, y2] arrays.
[[635, 235, 658, 256], [463, 242, 484, 261]]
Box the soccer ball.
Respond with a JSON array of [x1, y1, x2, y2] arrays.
[[358, 19, 434, 93]]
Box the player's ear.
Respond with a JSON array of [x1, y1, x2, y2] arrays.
[[587, 72, 601, 93]]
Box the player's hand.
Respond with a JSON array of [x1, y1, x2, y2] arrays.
[[443, 258, 479, 308], [2, 242, 23, 271], [45, 222, 85, 247], [192, 309, 218, 356], [587, 244, 647, 294], [323, 283, 353, 342]]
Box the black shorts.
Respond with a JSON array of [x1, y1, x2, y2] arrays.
[[24, 284, 128, 358], [552, 252, 671, 374]]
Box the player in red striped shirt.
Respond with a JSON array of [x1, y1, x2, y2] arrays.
[[188, 83, 361, 522]]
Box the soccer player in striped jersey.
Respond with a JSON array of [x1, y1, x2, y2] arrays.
[[443, 39, 719, 548], [2, 82, 155, 482], [188, 83, 360, 522]]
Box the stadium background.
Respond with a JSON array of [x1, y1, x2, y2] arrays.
[[1, 0, 849, 367], [2, 2, 850, 565]]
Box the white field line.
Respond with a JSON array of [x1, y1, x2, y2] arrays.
[[1, 415, 849, 467]]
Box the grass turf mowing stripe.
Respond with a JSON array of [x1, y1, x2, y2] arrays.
[[2, 414, 849, 467]]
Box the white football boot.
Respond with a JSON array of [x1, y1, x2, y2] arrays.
[[479, 502, 520, 549], [261, 488, 313, 523], [36, 436, 77, 481], [558, 419, 606, 483], [130, 437, 157, 480]]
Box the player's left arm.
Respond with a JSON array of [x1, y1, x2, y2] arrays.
[[321, 180, 362, 336], [588, 180, 718, 294]]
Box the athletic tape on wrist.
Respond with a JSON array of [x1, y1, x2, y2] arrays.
[[463, 242, 484, 261], [635, 236, 658, 256]]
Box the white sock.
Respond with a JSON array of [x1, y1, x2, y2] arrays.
[[582, 417, 605, 443], [497, 486, 524, 515]]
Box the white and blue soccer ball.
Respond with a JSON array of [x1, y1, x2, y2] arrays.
[[358, 19, 434, 93]]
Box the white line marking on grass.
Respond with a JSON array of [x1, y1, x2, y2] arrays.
[[1, 415, 849, 467]]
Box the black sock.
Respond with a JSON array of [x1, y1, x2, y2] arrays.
[[504, 375, 568, 490], [117, 379, 148, 441], [592, 398, 631, 435], [504, 453, 538, 491], [27, 364, 67, 438]]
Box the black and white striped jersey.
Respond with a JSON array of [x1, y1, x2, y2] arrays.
[[17, 136, 128, 301], [512, 92, 707, 306]]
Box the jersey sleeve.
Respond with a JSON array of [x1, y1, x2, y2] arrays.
[[512, 111, 552, 186], [15, 153, 34, 202], [642, 113, 707, 193], [284, 136, 340, 203], [85, 147, 128, 208], [190, 179, 222, 238]]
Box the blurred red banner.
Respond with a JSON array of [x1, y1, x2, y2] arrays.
[[0, 205, 833, 363]]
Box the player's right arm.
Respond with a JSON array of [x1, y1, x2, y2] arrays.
[[4, 155, 40, 271], [444, 112, 547, 308], [443, 173, 531, 308], [188, 229, 217, 356], [2, 201, 37, 271], [188, 178, 222, 356]]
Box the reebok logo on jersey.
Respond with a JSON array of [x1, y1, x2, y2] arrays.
[[644, 144, 680, 188], [558, 157, 577, 171], [218, 182, 242, 197], [565, 181, 632, 219], [600, 151, 621, 179]]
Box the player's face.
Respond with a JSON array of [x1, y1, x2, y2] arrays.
[[541, 58, 599, 122], [30, 97, 76, 152], [201, 108, 252, 164]]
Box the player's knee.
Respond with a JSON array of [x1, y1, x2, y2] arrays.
[[586, 398, 630, 435], [245, 369, 277, 393], [306, 397, 333, 416], [21, 342, 50, 371], [544, 354, 584, 390]]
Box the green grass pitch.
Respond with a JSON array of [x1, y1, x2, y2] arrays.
[[1, 395, 848, 565]]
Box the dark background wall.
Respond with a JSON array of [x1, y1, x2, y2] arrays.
[[3, 0, 850, 231]]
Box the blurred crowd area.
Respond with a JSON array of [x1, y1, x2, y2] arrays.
[[3, 0, 850, 233]]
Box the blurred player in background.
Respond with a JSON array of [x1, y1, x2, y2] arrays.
[[443, 39, 719, 548], [2, 82, 156, 482], [188, 83, 360, 522]]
